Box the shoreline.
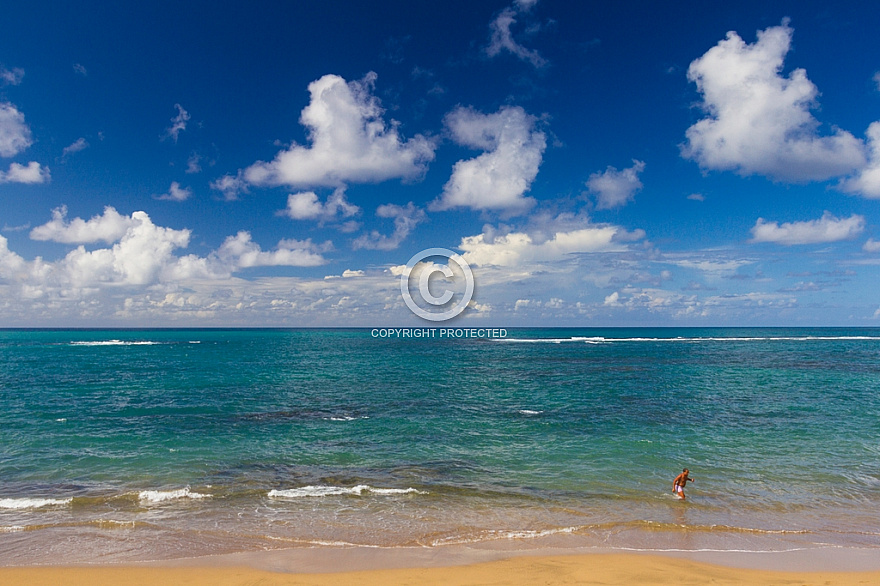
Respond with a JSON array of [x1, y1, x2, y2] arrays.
[[2, 549, 880, 586], [147, 543, 880, 573], [4, 542, 880, 573]]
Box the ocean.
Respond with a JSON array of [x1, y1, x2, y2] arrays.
[[1, 328, 878, 564]]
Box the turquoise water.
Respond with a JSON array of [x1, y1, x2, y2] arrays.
[[1, 328, 879, 563]]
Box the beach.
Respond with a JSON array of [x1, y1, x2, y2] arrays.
[[3, 551, 880, 586]]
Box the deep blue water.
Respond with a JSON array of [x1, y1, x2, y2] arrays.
[[1, 328, 878, 563]]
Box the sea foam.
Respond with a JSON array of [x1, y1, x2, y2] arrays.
[[138, 487, 210, 503], [69, 340, 162, 346], [268, 485, 425, 499], [0, 497, 73, 510]]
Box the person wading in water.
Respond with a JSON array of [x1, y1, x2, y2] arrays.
[[673, 468, 694, 499]]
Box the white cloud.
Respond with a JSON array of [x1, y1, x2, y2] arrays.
[[863, 238, 880, 253], [282, 187, 360, 224], [750, 211, 865, 245], [352, 202, 425, 251], [459, 225, 630, 267], [73, 63, 88, 76], [241, 73, 435, 188], [587, 160, 645, 210], [19, 208, 329, 293], [163, 104, 190, 142], [30, 206, 136, 244], [0, 234, 27, 279], [432, 106, 545, 214], [186, 153, 202, 174], [210, 174, 247, 201], [215, 232, 328, 268], [0, 66, 24, 85], [603, 291, 621, 306], [838, 121, 880, 198], [514, 299, 531, 310], [687, 193, 705, 201], [874, 72, 880, 93], [60, 212, 192, 286], [0, 102, 33, 157], [663, 256, 754, 280], [485, 6, 547, 68], [156, 181, 192, 202], [62, 137, 89, 158], [284, 191, 323, 219], [670, 259, 751, 273], [0, 208, 364, 324], [615, 288, 704, 316], [0, 161, 49, 184], [682, 21, 866, 181]]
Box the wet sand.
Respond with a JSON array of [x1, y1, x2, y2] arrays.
[[3, 549, 880, 586]]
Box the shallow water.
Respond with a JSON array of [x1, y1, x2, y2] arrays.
[[1, 328, 878, 564]]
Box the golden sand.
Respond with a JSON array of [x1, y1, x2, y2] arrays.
[[2, 554, 879, 586]]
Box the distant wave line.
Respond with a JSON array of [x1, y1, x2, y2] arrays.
[[496, 336, 880, 344], [69, 340, 164, 346], [67, 340, 202, 346]]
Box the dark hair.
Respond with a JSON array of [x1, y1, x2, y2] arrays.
[[683, 468, 688, 472]]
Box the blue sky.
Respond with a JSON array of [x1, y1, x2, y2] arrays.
[[1, 0, 879, 326]]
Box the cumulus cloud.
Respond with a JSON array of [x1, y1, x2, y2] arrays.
[[459, 224, 633, 267], [0, 207, 391, 324], [30, 206, 136, 244], [156, 181, 192, 202], [838, 122, 880, 198], [587, 160, 645, 210], [215, 232, 328, 268], [864, 238, 880, 253], [486, 4, 547, 68], [282, 187, 360, 224], [0, 161, 50, 184], [241, 73, 435, 189], [750, 211, 865, 245], [352, 202, 425, 251], [0, 66, 24, 85], [432, 105, 545, 214], [682, 21, 866, 182], [163, 104, 190, 142], [0, 102, 33, 157], [0, 234, 27, 278], [603, 291, 622, 307], [18, 208, 330, 294], [60, 211, 192, 286]]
